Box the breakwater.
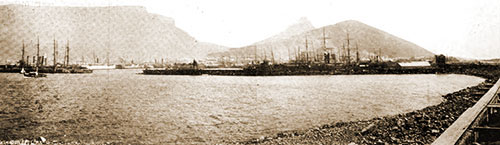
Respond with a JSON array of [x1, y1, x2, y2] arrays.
[[143, 65, 439, 76], [433, 64, 500, 145], [240, 64, 500, 144]]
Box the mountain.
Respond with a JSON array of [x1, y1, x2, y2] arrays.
[[0, 5, 228, 64], [257, 17, 315, 43], [209, 20, 434, 62]]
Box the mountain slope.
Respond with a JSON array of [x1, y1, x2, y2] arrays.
[[257, 17, 315, 43], [0, 5, 228, 64], [209, 20, 434, 62]]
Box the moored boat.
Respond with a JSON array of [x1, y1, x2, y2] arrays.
[[23, 71, 47, 78], [82, 64, 116, 70]]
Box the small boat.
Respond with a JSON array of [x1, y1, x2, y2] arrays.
[[23, 71, 47, 78], [82, 64, 116, 70], [20, 67, 26, 74]]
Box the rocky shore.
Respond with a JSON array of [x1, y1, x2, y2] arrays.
[[240, 66, 500, 145], [0, 137, 83, 145]]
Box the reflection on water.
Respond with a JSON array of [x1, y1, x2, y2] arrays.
[[0, 70, 484, 144]]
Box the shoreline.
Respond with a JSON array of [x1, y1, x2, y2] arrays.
[[239, 68, 500, 144]]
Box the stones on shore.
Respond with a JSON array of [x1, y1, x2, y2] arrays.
[[38, 136, 46, 143], [0, 137, 57, 145], [360, 123, 375, 135], [358, 83, 489, 144]]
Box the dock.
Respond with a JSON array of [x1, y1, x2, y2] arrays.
[[433, 78, 500, 144]]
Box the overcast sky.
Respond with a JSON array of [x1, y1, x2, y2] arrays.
[[2, 0, 499, 59]]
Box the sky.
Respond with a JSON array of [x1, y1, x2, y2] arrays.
[[2, 0, 499, 59]]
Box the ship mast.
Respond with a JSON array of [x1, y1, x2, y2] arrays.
[[254, 45, 257, 63], [263, 47, 267, 61], [311, 39, 316, 62], [296, 46, 300, 64], [342, 43, 345, 63], [36, 37, 40, 73], [21, 40, 25, 67], [356, 43, 359, 64], [305, 36, 309, 63], [346, 32, 351, 65], [65, 40, 69, 67], [53, 38, 57, 71], [287, 47, 291, 63], [378, 47, 381, 62], [321, 27, 332, 63], [271, 46, 275, 64], [93, 51, 97, 64], [322, 28, 326, 50]]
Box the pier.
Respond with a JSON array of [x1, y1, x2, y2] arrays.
[[142, 63, 440, 76], [433, 77, 500, 144]]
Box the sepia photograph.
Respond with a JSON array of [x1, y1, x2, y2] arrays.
[[0, 0, 499, 144]]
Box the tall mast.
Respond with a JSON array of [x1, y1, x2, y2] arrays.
[[377, 47, 382, 62], [271, 46, 275, 64], [63, 41, 66, 66], [66, 40, 70, 66], [322, 27, 326, 63], [254, 45, 257, 63], [53, 38, 57, 67], [311, 39, 316, 62], [36, 37, 40, 72], [93, 51, 96, 64], [295, 46, 300, 62], [346, 32, 351, 65], [322, 27, 333, 64], [21, 40, 25, 66], [322, 27, 326, 49], [342, 43, 345, 63], [356, 43, 359, 63], [305, 36, 309, 63], [263, 47, 267, 61], [287, 47, 291, 62]]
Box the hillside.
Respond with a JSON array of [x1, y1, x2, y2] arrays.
[[257, 17, 315, 43], [209, 20, 434, 62], [0, 5, 228, 64]]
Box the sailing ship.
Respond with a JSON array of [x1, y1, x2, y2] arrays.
[[23, 37, 47, 77]]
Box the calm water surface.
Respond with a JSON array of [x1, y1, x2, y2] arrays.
[[0, 70, 484, 144]]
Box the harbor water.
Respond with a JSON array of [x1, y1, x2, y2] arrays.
[[0, 70, 485, 144]]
